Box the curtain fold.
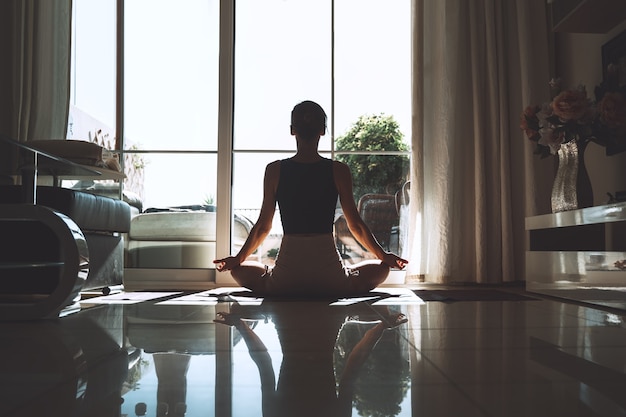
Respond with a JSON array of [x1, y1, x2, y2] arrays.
[[408, 0, 553, 284], [12, 0, 72, 142]]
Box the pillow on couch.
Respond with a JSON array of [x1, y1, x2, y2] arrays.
[[27, 139, 121, 171]]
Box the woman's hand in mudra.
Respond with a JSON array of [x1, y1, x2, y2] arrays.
[[381, 252, 408, 270], [214, 312, 243, 327], [213, 256, 240, 272]]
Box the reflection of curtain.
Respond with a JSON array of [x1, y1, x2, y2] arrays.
[[11, 0, 71, 141], [407, 0, 554, 283]]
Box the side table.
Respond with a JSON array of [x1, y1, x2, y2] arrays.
[[0, 204, 89, 319], [526, 202, 626, 309]]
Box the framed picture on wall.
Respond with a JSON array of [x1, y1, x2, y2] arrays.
[[602, 29, 626, 87]]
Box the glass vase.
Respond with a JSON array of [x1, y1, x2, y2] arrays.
[[551, 139, 593, 213]]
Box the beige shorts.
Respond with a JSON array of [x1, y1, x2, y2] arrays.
[[262, 234, 356, 297]]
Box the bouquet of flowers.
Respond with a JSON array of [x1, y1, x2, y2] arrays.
[[520, 67, 626, 158]]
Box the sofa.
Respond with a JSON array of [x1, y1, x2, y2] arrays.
[[126, 205, 252, 269]]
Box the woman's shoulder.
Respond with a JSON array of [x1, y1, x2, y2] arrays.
[[268, 160, 282, 167], [265, 160, 281, 175], [331, 159, 350, 173]]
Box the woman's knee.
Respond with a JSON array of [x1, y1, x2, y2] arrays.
[[351, 262, 390, 292], [370, 262, 391, 282], [230, 264, 267, 292]]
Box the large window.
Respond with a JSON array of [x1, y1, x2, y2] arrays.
[[68, 0, 116, 144], [69, 0, 411, 284], [124, 0, 220, 206], [233, 0, 332, 152]]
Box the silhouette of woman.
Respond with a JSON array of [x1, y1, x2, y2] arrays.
[[214, 101, 407, 297]]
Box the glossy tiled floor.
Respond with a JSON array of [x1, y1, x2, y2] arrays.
[[2, 287, 626, 417]]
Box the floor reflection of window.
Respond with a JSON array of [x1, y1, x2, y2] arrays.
[[122, 353, 217, 417], [122, 303, 219, 416]]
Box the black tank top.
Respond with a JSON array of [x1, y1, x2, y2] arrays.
[[276, 158, 338, 234]]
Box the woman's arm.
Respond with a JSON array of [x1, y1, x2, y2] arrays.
[[337, 314, 408, 407], [214, 313, 276, 413], [214, 161, 280, 271], [333, 161, 407, 269]]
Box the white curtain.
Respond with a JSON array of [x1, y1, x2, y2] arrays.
[[407, 0, 554, 284], [11, 0, 71, 141]]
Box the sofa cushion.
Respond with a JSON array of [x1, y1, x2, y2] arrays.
[[129, 210, 252, 243], [0, 185, 130, 233], [130, 211, 216, 241]]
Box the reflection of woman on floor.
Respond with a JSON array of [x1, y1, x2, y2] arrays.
[[213, 101, 407, 298], [214, 302, 408, 417]]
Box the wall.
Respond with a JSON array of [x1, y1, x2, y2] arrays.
[[555, 21, 626, 205]]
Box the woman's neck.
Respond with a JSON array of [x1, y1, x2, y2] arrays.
[[291, 151, 323, 163], [292, 137, 322, 163]]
